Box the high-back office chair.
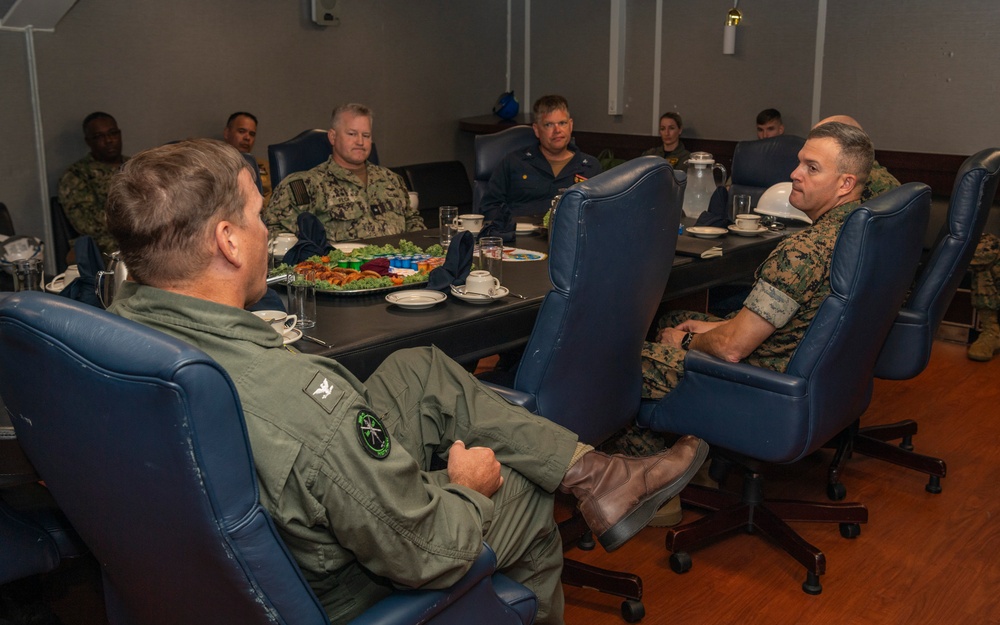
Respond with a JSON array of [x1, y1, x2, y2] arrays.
[[0, 292, 536, 625], [396, 161, 474, 226], [483, 157, 684, 620], [268, 129, 380, 187], [637, 183, 932, 594], [49, 197, 78, 274], [730, 135, 805, 211], [826, 147, 1000, 500], [473, 126, 537, 212]]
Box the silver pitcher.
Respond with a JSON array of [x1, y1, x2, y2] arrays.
[[96, 252, 129, 308]]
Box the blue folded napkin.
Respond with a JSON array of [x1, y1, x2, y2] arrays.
[[59, 236, 105, 308], [479, 212, 516, 244], [283, 213, 333, 266], [426, 231, 474, 291], [694, 186, 731, 228]]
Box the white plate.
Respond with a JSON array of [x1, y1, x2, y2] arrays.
[[385, 290, 447, 309], [685, 226, 728, 239], [282, 327, 303, 345], [450, 285, 509, 304], [515, 222, 537, 234], [727, 225, 769, 237], [332, 242, 366, 253]]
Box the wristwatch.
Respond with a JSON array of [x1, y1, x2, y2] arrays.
[[680, 331, 695, 351]]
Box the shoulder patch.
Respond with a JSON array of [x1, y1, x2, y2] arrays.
[[289, 179, 311, 206], [304, 371, 345, 414], [356, 410, 391, 459]]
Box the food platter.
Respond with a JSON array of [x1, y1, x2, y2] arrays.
[[271, 240, 444, 297]]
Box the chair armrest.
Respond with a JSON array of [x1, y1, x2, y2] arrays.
[[349, 543, 533, 625], [480, 382, 538, 414], [638, 351, 814, 463]]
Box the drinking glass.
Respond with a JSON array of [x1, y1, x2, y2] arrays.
[[12, 258, 44, 292], [732, 194, 752, 222], [287, 282, 317, 329], [439, 206, 458, 249], [478, 236, 504, 286]]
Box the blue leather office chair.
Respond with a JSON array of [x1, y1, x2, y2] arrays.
[[637, 183, 932, 594], [729, 135, 805, 212], [396, 160, 474, 225], [268, 129, 381, 188], [473, 125, 537, 213], [826, 147, 1000, 500], [483, 156, 684, 621], [0, 292, 535, 625]]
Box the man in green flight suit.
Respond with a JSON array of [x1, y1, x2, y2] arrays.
[[265, 103, 424, 243], [57, 111, 128, 257], [105, 138, 707, 624]]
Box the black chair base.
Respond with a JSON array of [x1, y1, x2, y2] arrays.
[[559, 506, 645, 622], [666, 477, 868, 595], [827, 419, 947, 500]]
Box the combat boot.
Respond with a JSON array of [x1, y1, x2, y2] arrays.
[[559, 435, 708, 552], [968, 309, 1000, 362]]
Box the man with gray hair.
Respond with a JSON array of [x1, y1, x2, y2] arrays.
[[265, 103, 423, 242]]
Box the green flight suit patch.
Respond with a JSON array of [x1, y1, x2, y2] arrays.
[[304, 371, 345, 414], [356, 411, 391, 460]]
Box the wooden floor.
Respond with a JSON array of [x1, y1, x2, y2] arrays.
[[563, 340, 1000, 625], [2, 340, 997, 624]]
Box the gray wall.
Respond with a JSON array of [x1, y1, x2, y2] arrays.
[[3, 0, 999, 260]]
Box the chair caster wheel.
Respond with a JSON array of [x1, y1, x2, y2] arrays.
[[621, 599, 645, 622], [577, 530, 596, 551], [926, 475, 942, 494], [900, 435, 914, 452], [839, 522, 861, 539], [827, 481, 847, 501], [802, 571, 822, 595], [669, 551, 692, 574]]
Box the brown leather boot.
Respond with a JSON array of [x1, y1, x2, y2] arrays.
[[559, 435, 708, 552]]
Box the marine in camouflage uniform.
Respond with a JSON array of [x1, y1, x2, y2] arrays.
[[265, 157, 423, 242], [861, 160, 900, 203], [58, 153, 127, 256], [967, 232, 1000, 361], [604, 199, 864, 456]]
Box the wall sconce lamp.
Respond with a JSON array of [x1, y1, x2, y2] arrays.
[[723, 1, 742, 55]]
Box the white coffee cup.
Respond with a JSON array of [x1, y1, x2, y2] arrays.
[[454, 214, 485, 235], [465, 269, 500, 296], [253, 310, 298, 334], [735, 214, 762, 231], [51, 264, 81, 288]]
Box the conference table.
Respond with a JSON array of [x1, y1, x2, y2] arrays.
[[291, 222, 796, 380]]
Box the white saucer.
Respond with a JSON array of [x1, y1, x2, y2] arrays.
[[45, 278, 67, 293], [685, 226, 728, 239], [282, 327, 303, 345], [332, 242, 366, 253], [515, 222, 537, 235], [727, 225, 768, 237], [450, 285, 509, 304], [385, 290, 447, 309]]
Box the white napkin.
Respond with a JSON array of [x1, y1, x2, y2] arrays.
[[700, 246, 723, 259]]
